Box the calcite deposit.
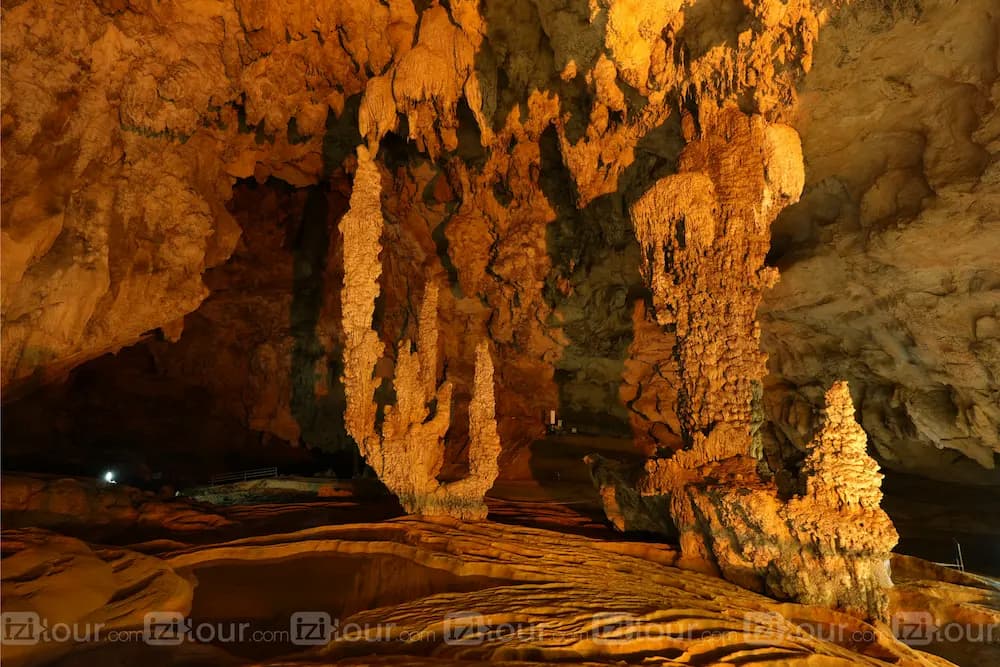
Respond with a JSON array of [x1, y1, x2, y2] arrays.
[[761, 0, 1000, 483], [1, 0, 998, 658], [2, 529, 194, 667], [625, 382, 898, 621], [2, 518, 956, 667], [340, 148, 500, 519], [1, 0, 830, 455], [2, 0, 995, 483], [615, 102, 896, 620], [629, 107, 803, 442]]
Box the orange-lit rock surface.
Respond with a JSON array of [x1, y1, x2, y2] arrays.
[[1, 528, 194, 667], [2, 0, 830, 463], [1, 474, 232, 533], [629, 107, 803, 442], [1, 0, 997, 659], [628, 380, 898, 620], [610, 101, 894, 616], [340, 148, 500, 519], [2, 518, 953, 666], [889, 555, 1000, 667], [2, 0, 995, 484], [761, 0, 1000, 483]]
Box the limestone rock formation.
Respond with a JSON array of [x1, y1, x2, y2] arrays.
[[603, 101, 898, 620], [2, 528, 193, 667], [585, 453, 675, 537], [630, 107, 803, 441], [761, 0, 1000, 483], [628, 381, 898, 621], [619, 300, 683, 456], [340, 146, 387, 456], [1, 518, 954, 666], [160, 517, 947, 667], [1, 2, 997, 643], [2, 474, 232, 534], [622, 104, 804, 567], [1, 0, 835, 466], [890, 554, 1000, 666], [340, 147, 499, 519]]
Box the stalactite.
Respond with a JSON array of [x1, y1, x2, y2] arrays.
[[339, 147, 499, 520]]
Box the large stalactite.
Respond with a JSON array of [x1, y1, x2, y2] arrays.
[[340, 147, 500, 519]]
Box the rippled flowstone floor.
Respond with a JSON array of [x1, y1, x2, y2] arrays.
[[4, 516, 984, 667]]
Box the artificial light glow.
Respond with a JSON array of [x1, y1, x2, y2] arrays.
[[103, 471, 116, 484]]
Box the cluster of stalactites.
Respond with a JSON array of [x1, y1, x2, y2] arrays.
[[353, 0, 826, 206], [340, 145, 386, 461], [339, 147, 500, 520]]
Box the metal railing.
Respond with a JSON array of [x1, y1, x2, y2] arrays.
[[932, 539, 966, 572], [209, 467, 278, 486]]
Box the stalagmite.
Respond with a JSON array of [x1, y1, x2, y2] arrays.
[[340, 147, 500, 520]]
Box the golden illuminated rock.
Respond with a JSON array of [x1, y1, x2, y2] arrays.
[[617, 105, 897, 621], [3, 0, 994, 484], [340, 148, 499, 520], [629, 107, 803, 440], [1, 1, 997, 645]]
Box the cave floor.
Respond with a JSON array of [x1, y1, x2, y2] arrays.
[[23, 432, 996, 577], [4, 435, 999, 666], [8, 516, 991, 667]]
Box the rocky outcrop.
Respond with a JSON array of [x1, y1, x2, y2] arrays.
[[629, 382, 898, 620], [160, 517, 946, 667], [761, 0, 1000, 483], [0, 518, 952, 667], [1, 528, 193, 667], [630, 107, 803, 443], [2, 0, 995, 491], [619, 300, 684, 455], [2, 0, 831, 460], [1, 474, 232, 533], [596, 97, 899, 620], [890, 554, 1000, 666], [340, 148, 499, 519], [585, 453, 675, 536]]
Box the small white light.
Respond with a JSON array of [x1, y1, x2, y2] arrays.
[[103, 471, 116, 484]]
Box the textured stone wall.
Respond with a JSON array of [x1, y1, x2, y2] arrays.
[[761, 0, 1000, 483], [2, 0, 996, 485]]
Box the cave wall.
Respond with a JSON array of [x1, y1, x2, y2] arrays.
[[0, 177, 342, 482], [761, 0, 1000, 484], [2, 0, 997, 483]]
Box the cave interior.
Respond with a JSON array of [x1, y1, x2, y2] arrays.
[[1, 1, 999, 666]]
